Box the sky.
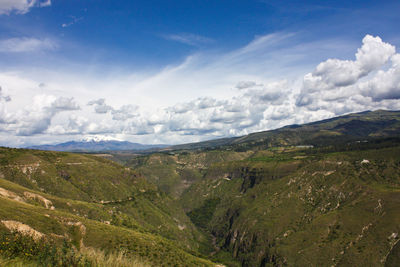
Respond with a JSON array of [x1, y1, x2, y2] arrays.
[[0, 0, 400, 147]]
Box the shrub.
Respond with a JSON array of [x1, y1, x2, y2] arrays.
[[0, 231, 89, 267]]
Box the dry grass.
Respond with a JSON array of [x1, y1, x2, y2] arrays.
[[80, 246, 150, 267], [0, 247, 150, 267], [0, 256, 39, 267]]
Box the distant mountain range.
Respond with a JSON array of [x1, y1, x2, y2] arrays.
[[27, 140, 169, 152], [26, 110, 400, 153], [166, 109, 400, 151]]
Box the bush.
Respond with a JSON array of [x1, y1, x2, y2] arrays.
[[0, 231, 90, 267]]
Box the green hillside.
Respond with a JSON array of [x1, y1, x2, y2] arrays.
[[0, 148, 217, 266], [178, 146, 400, 266]]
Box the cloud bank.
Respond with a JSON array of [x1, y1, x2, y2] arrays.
[[0, 34, 399, 146]]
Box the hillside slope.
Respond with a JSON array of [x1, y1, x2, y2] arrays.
[[179, 145, 400, 266], [0, 147, 216, 266], [0, 178, 214, 266]]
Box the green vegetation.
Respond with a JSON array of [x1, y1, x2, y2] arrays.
[[176, 145, 400, 266], [0, 148, 217, 266], [188, 198, 221, 229], [0, 229, 150, 267], [0, 230, 90, 266]]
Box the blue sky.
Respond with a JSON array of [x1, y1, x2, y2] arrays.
[[0, 0, 400, 146]]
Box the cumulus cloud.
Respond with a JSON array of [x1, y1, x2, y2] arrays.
[[158, 80, 290, 137], [16, 95, 79, 136], [296, 35, 398, 109], [169, 97, 223, 114], [359, 54, 400, 101], [87, 98, 113, 114], [246, 80, 289, 105], [235, 81, 258, 90], [0, 86, 13, 124], [297, 35, 395, 103], [2, 34, 400, 147], [152, 35, 400, 138], [0, 86, 11, 102], [88, 99, 139, 120], [111, 105, 139, 121], [0, 0, 51, 15], [0, 38, 57, 53], [267, 106, 293, 121]]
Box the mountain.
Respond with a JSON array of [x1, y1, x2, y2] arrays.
[[165, 109, 400, 151], [27, 140, 168, 152]]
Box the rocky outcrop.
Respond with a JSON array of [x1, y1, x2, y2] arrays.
[[1, 220, 44, 240], [24, 191, 55, 210]]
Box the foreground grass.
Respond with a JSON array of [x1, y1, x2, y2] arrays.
[[0, 256, 39, 267], [0, 229, 151, 267], [80, 247, 149, 267], [0, 247, 149, 267]]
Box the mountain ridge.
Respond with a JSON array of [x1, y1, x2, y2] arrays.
[[163, 109, 400, 151], [27, 140, 169, 152]]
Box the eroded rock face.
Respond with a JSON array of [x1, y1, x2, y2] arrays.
[[23, 191, 55, 210], [1, 220, 44, 240], [0, 187, 24, 202]]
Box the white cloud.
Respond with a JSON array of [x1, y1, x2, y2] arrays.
[[245, 80, 289, 105], [0, 95, 80, 136], [169, 97, 223, 114], [17, 95, 79, 136], [111, 105, 139, 121], [0, 38, 57, 53], [0, 0, 51, 15], [61, 16, 83, 28], [302, 35, 395, 92], [162, 33, 213, 46], [1, 34, 400, 147], [296, 35, 397, 109], [87, 98, 113, 114], [359, 54, 400, 101], [235, 81, 259, 90], [87, 98, 139, 121], [0, 86, 11, 102]]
